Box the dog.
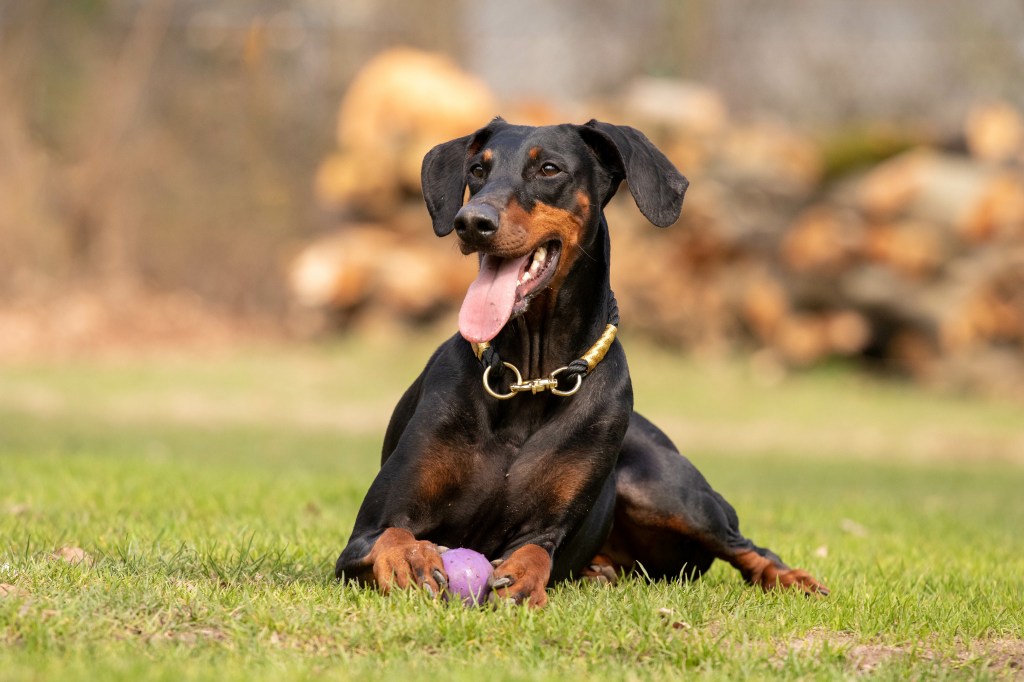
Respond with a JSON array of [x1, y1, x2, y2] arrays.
[[335, 118, 828, 606]]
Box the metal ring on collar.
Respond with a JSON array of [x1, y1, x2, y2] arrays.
[[550, 367, 583, 397], [482, 362, 523, 400]]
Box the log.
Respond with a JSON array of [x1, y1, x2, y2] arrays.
[[620, 77, 729, 137], [824, 310, 871, 355], [888, 329, 939, 378], [964, 101, 1024, 165], [780, 206, 860, 273], [960, 171, 1024, 243], [741, 274, 789, 343], [288, 226, 397, 310], [717, 122, 823, 194], [856, 149, 1019, 243], [376, 245, 449, 318], [288, 225, 478, 321], [940, 248, 1024, 351], [861, 220, 945, 279], [773, 314, 830, 366], [318, 48, 497, 214]]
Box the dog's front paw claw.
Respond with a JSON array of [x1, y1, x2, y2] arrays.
[[485, 544, 550, 608], [488, 581, 547, 607], [767, 567, 829, 597], [369, 528, 447, 597], [580, 555, 619, 585], [489, 576, 512, 590]]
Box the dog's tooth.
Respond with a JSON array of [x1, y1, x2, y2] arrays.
[[530, 246, 546, 274]]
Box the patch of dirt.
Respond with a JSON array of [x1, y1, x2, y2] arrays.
[[782, 629, 1024, 676], [969, 639, 1024, 676], [846, 642, 913, 674]]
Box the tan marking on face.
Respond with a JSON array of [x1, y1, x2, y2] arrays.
[[458, 194, 593, 292], [528, 146, 541, 160], [499, 198, 584, 274], [482, 149, 493, 163], [575, 190, 591, 219]]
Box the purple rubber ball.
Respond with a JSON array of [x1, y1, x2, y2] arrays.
[[441, 548, 493, 606]]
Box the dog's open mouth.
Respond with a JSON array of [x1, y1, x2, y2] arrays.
[[512, 241, 561, 311], [458, 240, 561, 344]]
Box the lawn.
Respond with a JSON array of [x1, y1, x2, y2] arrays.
[[1, 332, 1022, 680]]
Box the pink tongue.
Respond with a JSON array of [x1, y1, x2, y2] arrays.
[[459, 253, 531, 343]]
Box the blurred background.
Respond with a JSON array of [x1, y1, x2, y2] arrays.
[[2, 0, 1024, 398]]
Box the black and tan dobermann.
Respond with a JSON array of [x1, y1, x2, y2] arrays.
[[335, 118, 828, 606]]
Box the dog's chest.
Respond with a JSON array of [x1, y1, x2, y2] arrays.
[[417, 438, 567, 551]]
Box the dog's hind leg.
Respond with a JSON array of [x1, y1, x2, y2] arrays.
[[590, 413, 828, 595]]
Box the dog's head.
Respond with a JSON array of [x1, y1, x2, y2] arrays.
[[421, 119, 687, 343]]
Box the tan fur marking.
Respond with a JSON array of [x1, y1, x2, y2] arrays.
[[416, 445, 468, 501], [491, 543, 551, 607], [500, 199, 585, 294], [364, 527, 445, 594], [575, 190, 591, 219], [545, 464, 590, 512], [626, 508, 692, 536], [730, 550, 828, 594], [482, 149, 493, 162]]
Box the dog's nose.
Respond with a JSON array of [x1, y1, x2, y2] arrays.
[[454, 204, 499, 244]]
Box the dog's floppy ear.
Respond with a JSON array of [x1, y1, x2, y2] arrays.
[[421, 118, 506, 236], [578, 120, 688, 227]]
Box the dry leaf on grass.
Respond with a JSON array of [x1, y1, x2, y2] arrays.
[[52, 546, 94, 566], [658, 607, 693, 630], [0, 583, 25, 598]]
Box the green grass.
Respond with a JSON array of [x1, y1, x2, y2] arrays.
[[1, 333, 1023, 680]]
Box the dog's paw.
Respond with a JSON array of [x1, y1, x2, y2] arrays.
[[580, 554, 619, 585], [369, 528, 447, 597], [775, 568, 829, 597], [733, 550, 829, 597], [487, 544, 551, 608], [755, 562, 829, 597]]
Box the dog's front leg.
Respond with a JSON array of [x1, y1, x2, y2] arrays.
[[336, 425, 453, 597], [485, 400, 629, 608]]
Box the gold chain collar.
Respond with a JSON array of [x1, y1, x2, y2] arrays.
[[470, 324, 618, 400]]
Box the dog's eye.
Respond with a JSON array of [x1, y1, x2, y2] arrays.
[[469, 164, 485, 179], [539, 162, 561, 177]]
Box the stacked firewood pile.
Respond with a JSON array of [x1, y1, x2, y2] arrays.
[[604, 86, 1024, 395], [291, 49, 1024, 395]]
